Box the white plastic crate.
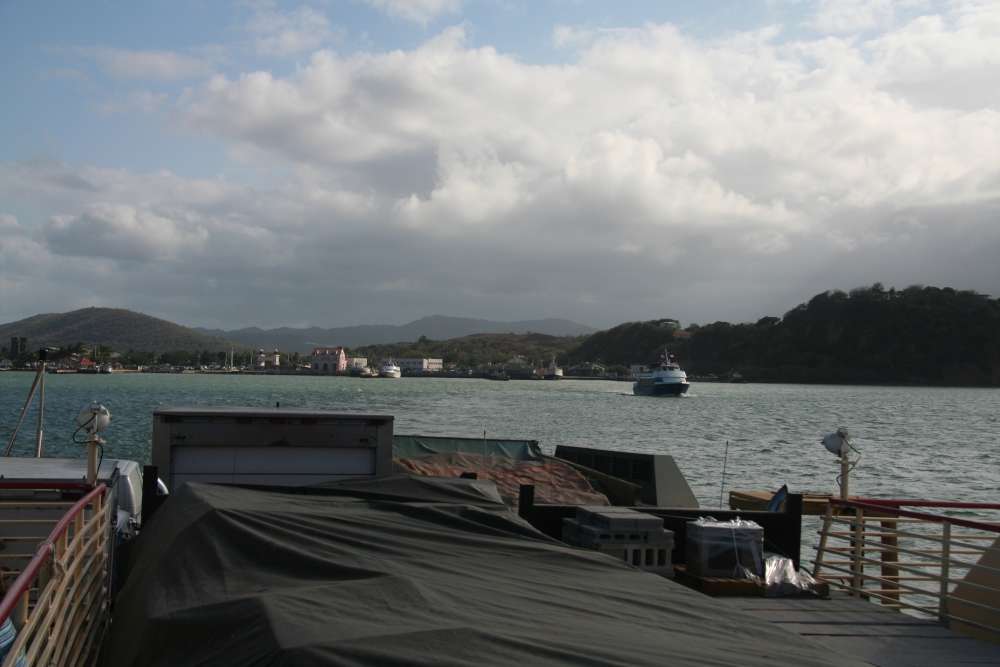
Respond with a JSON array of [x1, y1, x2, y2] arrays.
[[685, 518, 763, 579]]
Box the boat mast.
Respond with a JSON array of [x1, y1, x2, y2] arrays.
[[35, 349, 46, 456], [3, 348, 48, 457]]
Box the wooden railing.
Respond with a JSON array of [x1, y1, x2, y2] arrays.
[[0, 485, 112, 667], [812, 498, 1000, 643]]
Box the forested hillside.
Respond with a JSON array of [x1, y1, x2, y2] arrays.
[[355, 333, 582, 367], [566, 285, 1000, 385]]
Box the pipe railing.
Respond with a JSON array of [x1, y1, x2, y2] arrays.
[[0, 484, 112, 667], [812, 498, 1000, 644]]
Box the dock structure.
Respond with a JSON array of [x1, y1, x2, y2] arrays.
[[729, 489, 835, 515], [724, 593, 1000, 667]]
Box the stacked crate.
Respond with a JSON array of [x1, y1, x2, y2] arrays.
[[562, 506, 674, 577]]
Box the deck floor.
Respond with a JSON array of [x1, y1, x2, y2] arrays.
[[724, 594, 1000, 666]]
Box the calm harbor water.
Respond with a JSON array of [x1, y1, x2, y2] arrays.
[[1, 373, 997, 511]]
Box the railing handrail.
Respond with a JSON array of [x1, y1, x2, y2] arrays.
[[831, 498, 1000, 533], [0, 483, 107, 624], [850, 498, 1000, 511]]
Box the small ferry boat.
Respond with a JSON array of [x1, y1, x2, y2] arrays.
[[379, 359, 401, 378], [633, 351, 689, 396]]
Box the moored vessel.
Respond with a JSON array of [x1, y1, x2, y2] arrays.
[[379, 359, 401, 378], [543, 358, 563, 380], [633, 351, 689, 396]]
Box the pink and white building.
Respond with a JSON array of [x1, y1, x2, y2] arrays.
[[311, 347, 347, 374]]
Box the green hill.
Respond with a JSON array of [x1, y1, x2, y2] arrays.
[[695, 284, 1000, 385], [355, 332, 582, 368], [564, 285, 1000, 386], [562, 319, 682, 367], [0, 307, 232, 355]]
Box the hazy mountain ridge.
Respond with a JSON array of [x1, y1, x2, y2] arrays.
[[195, 315, 596, 352], [0, 309, 594, 355], [0, 307, 231, 353]]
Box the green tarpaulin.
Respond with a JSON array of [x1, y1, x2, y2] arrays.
[[393, 434, 543, 461]]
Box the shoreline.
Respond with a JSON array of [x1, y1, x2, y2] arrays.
[[3, 367, 999, 389]]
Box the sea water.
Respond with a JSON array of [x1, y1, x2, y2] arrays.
[[1, 372, 997, 510]]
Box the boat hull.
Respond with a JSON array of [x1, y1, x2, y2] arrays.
[[633, 381, 690, 396]]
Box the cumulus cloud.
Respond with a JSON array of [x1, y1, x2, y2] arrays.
[[44, 204, 209, 261], [3, 3, 1000, 328], [362, 0, 461, 25], [245, 5, 337, 56], [807, 0, 926, 34]]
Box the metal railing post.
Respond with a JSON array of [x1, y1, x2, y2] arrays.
[[939, 522, 951, 625], [852, 507, 865, 595], [813, 503, 834, 578]]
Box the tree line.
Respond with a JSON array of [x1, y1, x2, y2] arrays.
[[565, 285, 1000, 386]]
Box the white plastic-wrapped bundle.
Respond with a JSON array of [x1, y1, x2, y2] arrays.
[[685, 517, 764, 579]]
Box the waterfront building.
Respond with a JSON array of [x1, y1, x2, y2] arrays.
[[347, 357, 367, 370], [256, 349, 267, 369], [269, 349, 281, 369], [396, 358, 444, 374], [311, 347, 347, 374]]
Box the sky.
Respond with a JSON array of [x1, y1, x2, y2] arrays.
[[1, 0, 999, 330]]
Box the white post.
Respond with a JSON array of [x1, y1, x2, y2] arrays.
[[87, 435, 99, 486]]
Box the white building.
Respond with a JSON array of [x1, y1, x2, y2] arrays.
[[396, 358, 444, 374], [347, 357, 368, 370]]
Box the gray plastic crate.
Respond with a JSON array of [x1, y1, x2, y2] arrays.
[[685, 519, 763, 579]]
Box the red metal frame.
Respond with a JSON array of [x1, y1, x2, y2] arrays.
[[853, 498, 1000, 510], [0, 484, 107, 624], [831, 498, 1000, 533]]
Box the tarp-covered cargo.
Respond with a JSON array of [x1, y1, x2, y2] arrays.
[[104, 477, 860, 666], [392, 435, 543, 462], [396, 452, 609, 507]]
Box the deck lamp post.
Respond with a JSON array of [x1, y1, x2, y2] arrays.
[[822, 427, 854, 501], [77, 403, 111, 486]]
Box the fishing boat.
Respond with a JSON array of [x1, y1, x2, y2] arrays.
[[633, 351, 689, 396]]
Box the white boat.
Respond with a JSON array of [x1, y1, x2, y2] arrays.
[[379, 360, 401, 378], [543, 358, 563, 380], [633, 351, 689, 396]]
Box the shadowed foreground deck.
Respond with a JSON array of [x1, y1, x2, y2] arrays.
[[724, 594, 1000, 666]]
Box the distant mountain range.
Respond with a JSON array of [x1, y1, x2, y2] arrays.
[[0, 308, 231, 354], [195, 315, 596, 352], [0, 309, 595, 354]]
